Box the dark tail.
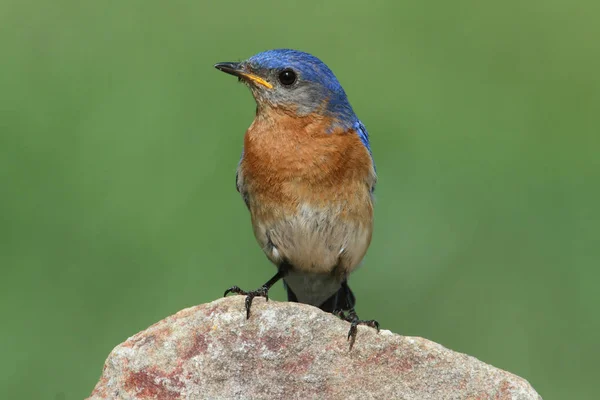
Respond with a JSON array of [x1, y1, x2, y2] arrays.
[[285, 280, 355, 313]]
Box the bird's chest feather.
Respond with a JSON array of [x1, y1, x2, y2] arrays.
[[236, 110, 376, 274]]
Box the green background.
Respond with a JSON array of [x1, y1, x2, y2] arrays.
[[1, 1, 598, 399]]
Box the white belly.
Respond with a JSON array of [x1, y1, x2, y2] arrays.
[[252, 203, 372, 276]]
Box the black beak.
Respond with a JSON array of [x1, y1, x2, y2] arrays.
[[214, 62, 243, 77], [214, 61, 272, 88]]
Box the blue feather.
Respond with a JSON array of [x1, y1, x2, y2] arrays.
[[353, 120, 376, 192], [353, 120, 371, 153]]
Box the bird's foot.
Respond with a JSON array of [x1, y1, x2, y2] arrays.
[[223, 285, 270, 319], [334, 308, 380, 350], [223, 270, 286, 319]]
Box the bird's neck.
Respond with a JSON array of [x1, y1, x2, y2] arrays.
[[251, 107, 327, 139], [253, 104, 355, 134]]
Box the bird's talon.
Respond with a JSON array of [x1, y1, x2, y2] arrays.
[[347, 325, 357, 341], [223, 283, 273, 319], [342, 310, 379, 350], [224, 285, 248, 297], [374, 321, 381, 332]]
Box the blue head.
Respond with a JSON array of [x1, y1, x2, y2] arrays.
[[215, 49, 358, 128]]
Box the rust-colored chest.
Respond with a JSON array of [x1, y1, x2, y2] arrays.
[[237, 110, 375, 209]]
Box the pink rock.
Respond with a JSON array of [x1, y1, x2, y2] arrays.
[[88, 297, 541, 400]]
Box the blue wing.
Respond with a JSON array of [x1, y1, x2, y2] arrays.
[[354, 120, 375, 165], [354, 120, 372, 154], [353, 120, 376, 192]]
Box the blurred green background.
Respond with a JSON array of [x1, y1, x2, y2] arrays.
[[1, 0, 598, 398]]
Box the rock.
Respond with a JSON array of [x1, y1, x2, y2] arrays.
[[88, 297, 541, 400]]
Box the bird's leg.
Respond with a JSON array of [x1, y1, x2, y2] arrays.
[[336, 281, 380, 350], [224, 269, 285, 319]]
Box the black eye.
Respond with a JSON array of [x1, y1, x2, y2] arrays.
[[278, 69, 297, 86]]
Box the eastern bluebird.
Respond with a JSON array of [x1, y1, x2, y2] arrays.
[[215, 49, 378, 345]]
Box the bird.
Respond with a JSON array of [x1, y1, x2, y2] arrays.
[[215, 49, 378, 346]]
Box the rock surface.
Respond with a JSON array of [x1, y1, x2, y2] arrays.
[[88, 297, 541, 400]]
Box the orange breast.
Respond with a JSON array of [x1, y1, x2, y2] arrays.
[[239, 109, 376, 219]]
